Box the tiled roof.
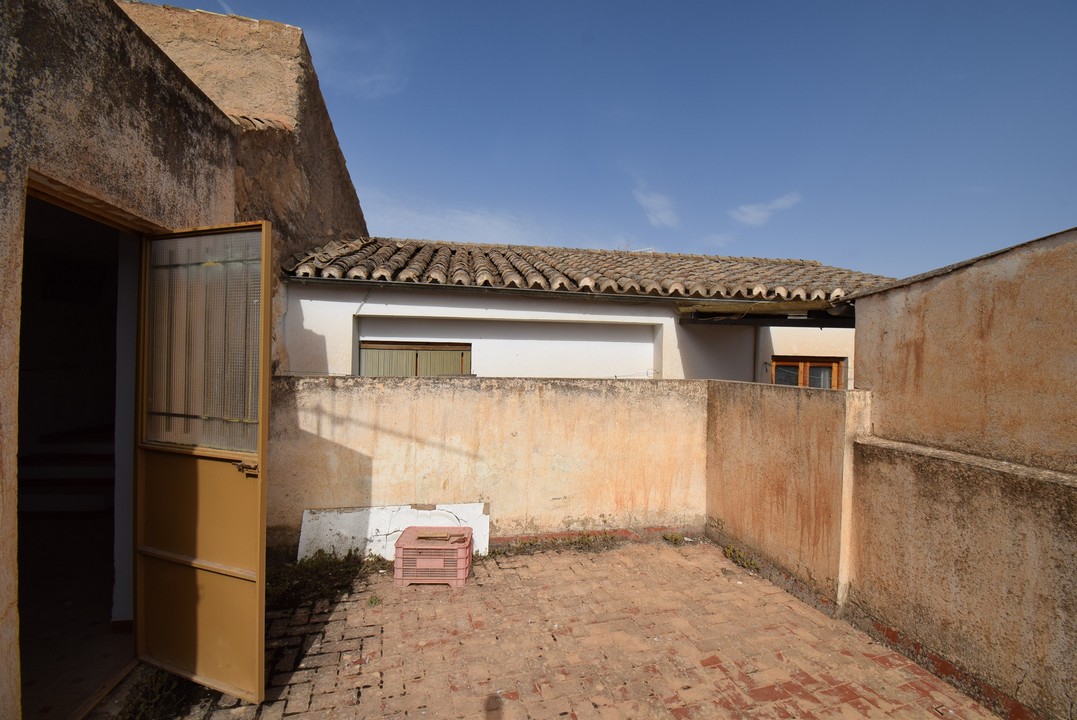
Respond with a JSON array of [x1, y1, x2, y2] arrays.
[[285, 237, 892, 303]]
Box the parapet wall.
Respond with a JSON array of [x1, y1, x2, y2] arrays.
[[851, 437, 1076, 719], [268, 376, 710, 544], [705, 383, 869, 602]]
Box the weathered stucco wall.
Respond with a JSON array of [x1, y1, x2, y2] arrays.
[[121, 1, 369, 260], [855, 229, 1077, 474], [268, 377, 709, 544], [705, 383, 869, 601], [1, 1, 244, 714], [851, 437, 1076, 719]]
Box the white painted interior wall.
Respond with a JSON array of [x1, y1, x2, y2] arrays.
[[282, 282, 855, 382]]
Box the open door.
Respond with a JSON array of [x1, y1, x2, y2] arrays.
[[136, 222, 271, 703]]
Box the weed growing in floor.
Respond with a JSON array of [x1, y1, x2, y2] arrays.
[[368, 593, 382, 607], [723, 544, 759, 572], [266, 548, 389, 611], [363, 553, 395, 574], [115, 667, 214, 720], [486, 531, 626, 557], [662, 532, 685, 545]]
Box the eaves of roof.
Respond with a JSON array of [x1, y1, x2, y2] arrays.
[[285, 237, 893, 306]]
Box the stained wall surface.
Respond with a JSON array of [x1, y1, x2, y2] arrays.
[[120, 1, 369, 261], [705, 383, 869, 600], [852, 438, 1076, 719], [268, 376, 709, 544], [849, 232, 1077, 720], [855, 229, 1077, 474], [1, 1, 243, 714]]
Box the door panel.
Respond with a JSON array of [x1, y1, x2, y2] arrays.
[[136, 222, 271, 703], [140, 452, 261, 575], [139, 556, 261, 696]]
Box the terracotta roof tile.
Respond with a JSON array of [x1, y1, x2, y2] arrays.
[[285, 237, 892, 303]]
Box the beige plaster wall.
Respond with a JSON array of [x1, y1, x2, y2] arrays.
[[1, 1, 245, 713], [121, 1, 369, 261], [268, 376, 709, 543], [855, 230, 1077, 474], [851, 437, 1076, 719], [705, 383, 869, 601]]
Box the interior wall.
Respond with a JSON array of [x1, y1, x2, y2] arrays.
[[18, 199, 119, 464], [113, 236, 139, 624]]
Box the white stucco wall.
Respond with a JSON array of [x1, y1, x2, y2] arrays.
[[359, 316, 657, 379], [282, 282, 855, 382]]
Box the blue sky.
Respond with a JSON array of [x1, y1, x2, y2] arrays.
[[170, 1, 1074, 278]]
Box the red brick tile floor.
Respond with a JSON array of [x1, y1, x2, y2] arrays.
[[239, 541, 996, 719]]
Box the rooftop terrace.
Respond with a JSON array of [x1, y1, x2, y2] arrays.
[[120, 541, 997, 719]]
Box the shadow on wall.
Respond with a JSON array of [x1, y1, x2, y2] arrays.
[[284, 296, 329, 375], [268, 383, 372, 551]]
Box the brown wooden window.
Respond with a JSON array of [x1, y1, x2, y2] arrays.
[[359, 341, 472, 377], [771, 357, 845, 389]]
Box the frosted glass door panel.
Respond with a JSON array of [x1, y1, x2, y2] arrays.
[[146, 230, 262, 452]]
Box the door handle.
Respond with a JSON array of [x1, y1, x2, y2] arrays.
[[233, 460, 259, 476]]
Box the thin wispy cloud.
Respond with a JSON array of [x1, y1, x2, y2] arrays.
[[703, 233, 734, 249], [728, 191, 802, 227], [304, 28, 408, 100], [632, 184, 680, 229], [361, 190, 563, 247], [214, 0, 235, 15]]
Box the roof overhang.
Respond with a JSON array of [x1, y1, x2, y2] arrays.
[[678, 302, 855, 329], [285, 273, 852, 311]]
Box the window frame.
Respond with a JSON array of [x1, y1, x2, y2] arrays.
[[357, 340, 473, 378], [770, 356, 846, 389]]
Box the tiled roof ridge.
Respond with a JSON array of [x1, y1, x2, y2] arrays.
[[286, 236, 894, 303]]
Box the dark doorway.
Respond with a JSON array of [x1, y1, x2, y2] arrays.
[[17, 197, 138, 719]]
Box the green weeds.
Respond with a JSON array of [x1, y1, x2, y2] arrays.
[[485, 531, 625, 557], [265, 548, 390, 611], [722, 544, 759, 572], [115, 667, 213, 720]]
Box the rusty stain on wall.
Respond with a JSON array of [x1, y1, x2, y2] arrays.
[[855, 229, 1076, 474], [705, 382, 870, 600]]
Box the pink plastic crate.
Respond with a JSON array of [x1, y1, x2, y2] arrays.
[[395, 526, 473, 587]]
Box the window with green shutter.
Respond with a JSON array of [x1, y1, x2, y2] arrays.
[[358, 341, 472, 377]]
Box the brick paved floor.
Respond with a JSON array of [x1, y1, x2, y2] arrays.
[[228, 541, 999, 719]]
